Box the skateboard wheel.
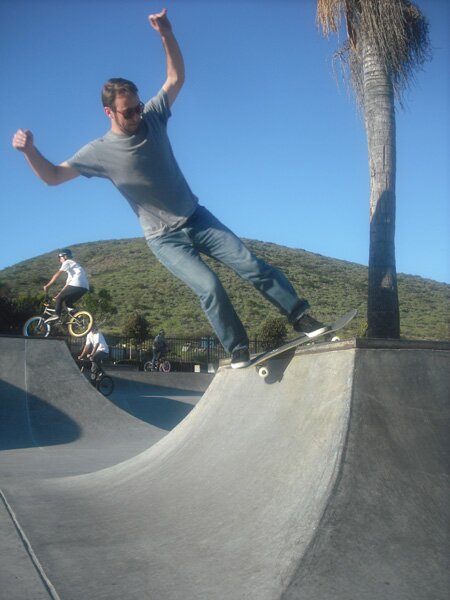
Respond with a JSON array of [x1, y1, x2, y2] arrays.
[[257, 366, 270, 378], [331, 336, 340, 342]]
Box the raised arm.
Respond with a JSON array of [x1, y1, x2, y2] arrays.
[[149, 9, 185, 106], [12, 129, 80, 186]]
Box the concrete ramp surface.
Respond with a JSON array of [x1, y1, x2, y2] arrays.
[[0, 336, 449, 599]]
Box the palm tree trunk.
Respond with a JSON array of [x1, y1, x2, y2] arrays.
[[362, 37, 400, 338]]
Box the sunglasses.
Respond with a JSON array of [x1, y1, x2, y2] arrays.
[[114, 101, 144, 120]]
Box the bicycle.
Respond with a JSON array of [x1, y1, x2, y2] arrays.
[[143, 357, 172, 373], [23, 296, 93, 338], [78, 359, 114, 397]]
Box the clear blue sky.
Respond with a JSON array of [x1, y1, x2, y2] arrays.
[[1, 0, 448, 283]]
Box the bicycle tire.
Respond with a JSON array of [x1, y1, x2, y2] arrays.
[[23, 316, 50, 337], [97, 376, 114, 397], [68, 311, 94, 337], [159, 360, 171, 373], [143, 361, 153, 372]]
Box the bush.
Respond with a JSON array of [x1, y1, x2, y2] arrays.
[[122, 311, 151, 344], [258, 317, 288, 351], [0, 285, 42, 334], [79, 287, 117, 326]]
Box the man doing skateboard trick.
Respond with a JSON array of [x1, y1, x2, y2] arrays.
[[12, 8, 327, 368]]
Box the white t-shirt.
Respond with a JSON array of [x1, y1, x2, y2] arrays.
[[59, 259, 89, 289], [86, 331, 109, 354]]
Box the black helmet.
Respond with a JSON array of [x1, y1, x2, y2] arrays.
[[58, 248, 73, 258]]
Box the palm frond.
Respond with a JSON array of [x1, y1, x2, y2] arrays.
[[317, 0, 431, 103], [316, 0, 346, 35]]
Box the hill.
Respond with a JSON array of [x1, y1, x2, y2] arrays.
[[1, 237, 448, 340]]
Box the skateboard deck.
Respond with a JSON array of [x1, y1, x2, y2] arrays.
[[249, 309, 358, 378]]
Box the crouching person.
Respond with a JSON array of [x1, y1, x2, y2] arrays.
[[78, 324, 109, 382]]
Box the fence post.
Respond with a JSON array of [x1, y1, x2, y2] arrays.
[[207, 336, 211, 366]]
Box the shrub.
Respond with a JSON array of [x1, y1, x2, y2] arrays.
[[258, 317, 288, 351], [122, 311, 151, 344]]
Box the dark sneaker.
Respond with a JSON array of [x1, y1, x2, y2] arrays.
[[293, 314, 329, 338], [44, 314, 60, 324], [231, 347, 251, 369]]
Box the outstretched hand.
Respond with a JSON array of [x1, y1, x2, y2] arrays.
[[12, 129, 34, 153], [148, 8, 172, 36]]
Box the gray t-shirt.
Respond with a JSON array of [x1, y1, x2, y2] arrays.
[[67, 90, 198, 240]]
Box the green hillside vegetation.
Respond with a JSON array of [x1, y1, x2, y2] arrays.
[[1, 237, 448, 340]]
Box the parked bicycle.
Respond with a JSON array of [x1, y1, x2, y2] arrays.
[[144, 357, 172, 373], [23, 296, 93, 338], [78, 359, 114, 397]]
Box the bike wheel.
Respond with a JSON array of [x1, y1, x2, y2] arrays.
[[97, 376, 114, 397], [159, 360, 171, 373], [68, 311, 93, 337], [23, 317, 50, 337], [143, 361, 153, 372]]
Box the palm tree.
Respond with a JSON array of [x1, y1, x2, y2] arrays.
[[316, 0, 430, 338]]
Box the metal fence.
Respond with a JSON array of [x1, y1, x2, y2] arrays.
[[66, 334, 273, 371]]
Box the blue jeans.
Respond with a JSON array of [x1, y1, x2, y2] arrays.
[[148, 206, 309, 353]]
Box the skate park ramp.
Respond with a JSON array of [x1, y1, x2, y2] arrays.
[[107, 368, 213, 436], [1, 336, 449, 600], [0, 336, 207, 477]]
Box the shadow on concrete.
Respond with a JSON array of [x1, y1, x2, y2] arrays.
[[107, 375, 202, 430], [0, 379, 80, 450]]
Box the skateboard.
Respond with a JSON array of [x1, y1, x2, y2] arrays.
[[250, 309, 358, 378]]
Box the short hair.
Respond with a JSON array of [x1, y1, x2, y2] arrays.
[[101, 78, 139, 109]]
